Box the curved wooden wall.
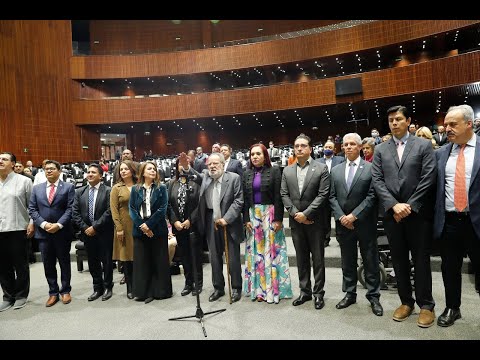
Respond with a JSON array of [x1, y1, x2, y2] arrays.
[[71, 20, 479, 79], [71, 51, 480, 125]]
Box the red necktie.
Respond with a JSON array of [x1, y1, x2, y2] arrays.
[[48, 184, 55, 204], [454, 144, 467, 212]]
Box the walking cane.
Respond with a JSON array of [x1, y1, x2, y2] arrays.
[[222, 225, 233, 304]]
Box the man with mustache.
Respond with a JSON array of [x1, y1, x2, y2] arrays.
[[433, 104, 480, 327], [178, 152, 244, 303]]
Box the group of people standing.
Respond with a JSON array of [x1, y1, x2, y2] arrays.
[[1, 103, 478, 331]]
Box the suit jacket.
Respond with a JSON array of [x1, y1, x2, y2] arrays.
[[72, 183, 114, 241], [280, 159, 330, 228], [317, 155, 345, 172], [433, 137, 480, 240], [329, 159, 377, 236], [129, 183, 168, 239], [242, 166, 283, 222], [371, 135, 437, 218], [167, 178, 201, 234], [225, 158, 243, 178], [29, 180, 75, 240], [268, 147, 280, 159], [190, 169, 244, 244], [433, 133, 448, 146]]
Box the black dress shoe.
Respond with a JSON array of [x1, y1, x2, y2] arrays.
[[127, 293, 133, 300], [437, 308, 461, 327], [314, 296, 325, 310], [144, 297, 154, 304], [208, 289, 225, 302], [292, 294, 312, 306], [88, 291, 103, 302], [231, 289, 241, 303], [336, 295, 356, 309], [102, 289, 113, 301], [181, 285, 193, 296], [370, 298, 384, 316]]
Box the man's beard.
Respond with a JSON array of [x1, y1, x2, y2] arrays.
[[208, 169, 223, 179]]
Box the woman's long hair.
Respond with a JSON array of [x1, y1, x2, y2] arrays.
[[136, 161, 160, 188], [248, 143, 272, 169], [118, 160, 138, 184]]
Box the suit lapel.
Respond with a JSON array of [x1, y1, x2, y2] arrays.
[[219, 173, 229, 202], [300, 160, 315, 197], [95, 184, 105, 216], [399, 136, 415, 169], [339, 162, 349, 193], [348, 159, 366, 194], [439, 143, 452, 182], [470, 137, 480, 185], [387, 139, 401, 168], [200, 174, 212, 198], [51, 181, 63, 206]]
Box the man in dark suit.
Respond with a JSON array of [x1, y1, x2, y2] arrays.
[[329, 133, 383, 316], [372, 105, 437, 328], [26, 160, 38, 176], [281, 133, 330, 310], [317, 140, 345, 247], [220, 144, 243, 177], [72, 164, 114, 302], [433, 105, 480, 327], [179, 152, 244, 303], [193, 146, 208, 173], [433, 125, 448, 147], [29, 160, 75, 307], [267, 141, 280, 159]]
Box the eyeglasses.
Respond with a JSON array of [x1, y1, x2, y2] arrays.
[[44, 168, 58, 172]]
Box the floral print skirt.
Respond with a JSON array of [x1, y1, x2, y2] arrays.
[[243, 204, 293, 303]]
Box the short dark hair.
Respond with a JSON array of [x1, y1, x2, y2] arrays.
[[294, 133, 312, 147], [88, 163, 103, 176], [220, 144, 232, 152], [45, 160, 61, 170], [1, 152, 16, 163], [387, 105, 410, 119]]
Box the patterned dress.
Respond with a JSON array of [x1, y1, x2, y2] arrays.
[[244, 204, 292, 303]]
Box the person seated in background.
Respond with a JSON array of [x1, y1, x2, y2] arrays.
[[416, 126, 439, 149], [361, 137, 376, 163]]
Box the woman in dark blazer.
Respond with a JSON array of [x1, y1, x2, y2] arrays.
[[243, 143, 293, 304], [129, 161, 172, 303], [167, 158, 203, 296]]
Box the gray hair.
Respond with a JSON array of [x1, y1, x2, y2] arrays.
[[362, 137, 376, 147], [343, 133, 362, 145], [208, 152, 225, 165], [447, 104, 474, 123]]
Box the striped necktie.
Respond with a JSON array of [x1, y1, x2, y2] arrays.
[[88, 187, 95, 223]]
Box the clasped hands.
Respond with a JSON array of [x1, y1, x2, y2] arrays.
[[44, 222, 60, 234], [294, 212, 314, 225], [174, 219, 191, 231], [339, 213, 357, 230], [245, 220, 282, 233], [139, 223, 154, 238], [392, 203, 411, 223]]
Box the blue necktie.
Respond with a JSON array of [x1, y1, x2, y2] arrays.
[[346, 162, 356, 191], [88, 187, 95, 223]]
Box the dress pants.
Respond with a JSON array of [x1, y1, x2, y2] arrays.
[[441, 213, 480, 309], [84, 233, 113, 292], [383, 212, 434, 310], [0, 231, 30, 301]]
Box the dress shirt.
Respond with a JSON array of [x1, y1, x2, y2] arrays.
[[445, 133, 476, 212], [224, 158, 230, 172], [324, 157, 332, 172], [344, 156, 361, 184], [0, 172, 32, 232], [296, 157, 313, 193], [139, 184, 152, 219], [40, 179, 63, 230]]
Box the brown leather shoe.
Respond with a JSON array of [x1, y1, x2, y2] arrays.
[[392, 304, 413, 322], [61, 293, 72, 304], [417, 309, 435, 328], [45, 295, 59, 307]]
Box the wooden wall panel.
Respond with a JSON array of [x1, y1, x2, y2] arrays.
[[71, 51, 480, 125], [89, 20, 344, 55], [71, 20, 480, 79], [0, 20, 99, 166]]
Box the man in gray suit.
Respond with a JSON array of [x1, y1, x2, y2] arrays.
[[329, 133, 382, 316], [179, 152, 244, 303], [281, 134, 330, 310], [268, 141, 280, 159], [372, 105, 437, 328]]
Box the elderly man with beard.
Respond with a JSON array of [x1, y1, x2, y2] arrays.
[[178, 151, 244, 303]]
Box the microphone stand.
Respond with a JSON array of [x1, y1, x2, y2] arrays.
[[169, 177, 226, 337]]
